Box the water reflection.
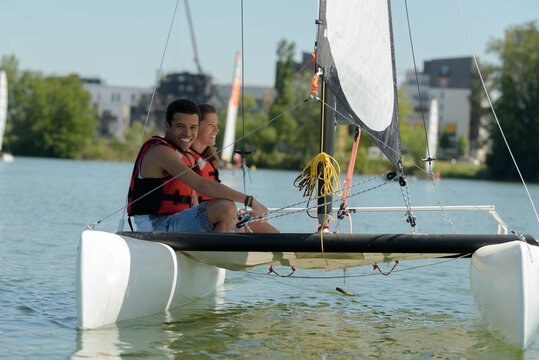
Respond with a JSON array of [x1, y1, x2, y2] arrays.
[[70, 281, 527, 359], [70, 289, 225, 359]]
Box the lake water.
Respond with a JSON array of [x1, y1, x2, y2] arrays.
[[1, 157, 538, 359]]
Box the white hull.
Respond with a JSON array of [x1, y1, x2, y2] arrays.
[[77, 230, 225, 329], [470, 240, 539, 348], [1, 152, 13, 162], [79, 230, 539, 348]]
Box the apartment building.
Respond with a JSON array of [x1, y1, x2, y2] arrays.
[[401, 57, 486, 161]]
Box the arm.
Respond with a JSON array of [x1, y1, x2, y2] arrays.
[[150, 145, 268, 215]]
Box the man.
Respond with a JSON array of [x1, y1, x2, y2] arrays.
[[127, 99, 268, 232]]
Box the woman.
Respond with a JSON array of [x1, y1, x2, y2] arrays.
[[190, 104, 221, 204], [191, 104, 279, 233]]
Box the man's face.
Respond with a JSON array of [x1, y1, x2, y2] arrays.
[[165, 112, 199, 151]]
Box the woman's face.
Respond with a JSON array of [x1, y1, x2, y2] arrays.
[[197, 112, 219, 147]]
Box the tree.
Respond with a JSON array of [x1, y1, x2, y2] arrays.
[[269, 40, 299, 153], [398, 89, 426, 165], [485, 22, 539, 181], [457, 134, 468, 156], [2, 55, 97, 158]]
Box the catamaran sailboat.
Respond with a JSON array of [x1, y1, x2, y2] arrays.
[[77, 0, 539, 349]]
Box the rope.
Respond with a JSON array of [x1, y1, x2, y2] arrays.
[[296, 49, 317, 77], [338, 127, 361, 219], [293, 149, 342, 265], [294, 152, 342, 199], [268, 265, 296, 277], [372, 261, 399, 276]]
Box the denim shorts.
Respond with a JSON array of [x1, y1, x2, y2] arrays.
[[153, 202, 213, 232]]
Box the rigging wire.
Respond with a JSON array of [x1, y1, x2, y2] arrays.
[[116, 0, 181, 231], [243, 173, 395, 227], [403, 0, 431, 163], [243, 254, 470, 279], [239, 0, 247, 195], [402, 0, 457, 234], [454, 0, 539, 225]]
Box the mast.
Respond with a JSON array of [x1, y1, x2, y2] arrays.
[[317, 81, 336, 226]]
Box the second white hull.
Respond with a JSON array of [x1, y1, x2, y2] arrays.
[[470, 240, 539, 348]]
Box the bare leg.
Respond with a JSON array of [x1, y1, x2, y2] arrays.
[[247, 220, 280, 233], [204, 199, 237, 232]]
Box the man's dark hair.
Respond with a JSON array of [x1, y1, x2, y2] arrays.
[[166, 99, 201, 124]]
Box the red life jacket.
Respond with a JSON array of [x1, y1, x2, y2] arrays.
[[127, 136, 198, 215], [190, 148, 220, 203]]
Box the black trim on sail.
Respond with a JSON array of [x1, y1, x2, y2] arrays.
[[316, 0, 402, 168], [116, 231, 538, 254]]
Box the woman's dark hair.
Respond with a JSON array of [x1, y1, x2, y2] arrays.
[[166, 99, 201, 124], [198, 103, 219, 165], [198, 103, 216, 117]]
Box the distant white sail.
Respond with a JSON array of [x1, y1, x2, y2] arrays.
[[221, 53, 242, 163], [426, 98, 439, 173], [0, 70, 7, 153]]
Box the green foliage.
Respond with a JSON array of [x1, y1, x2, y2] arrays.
[[432, 160, 489, 179], [399, 121, 426, 165], [2, 55, 97, 158], [397, 88, 413, 121], [485, 21, 539, 181], [457, 134, 468, 156], [79, 121, 157, 161], [439, 132, 450, 149], [239, 39, 321, 169], [397, 89, 426, 165]]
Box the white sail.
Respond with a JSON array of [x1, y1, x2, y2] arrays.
[[0, 70, 7, 153], [326, 1, 394, 131], [221, 53, 242, 164], [426, 98, 439, 173], [316, 0, 402, 167]]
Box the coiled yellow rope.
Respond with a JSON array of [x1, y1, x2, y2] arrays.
[[294, 152, 342, 200], [294, 152, 342, 265]]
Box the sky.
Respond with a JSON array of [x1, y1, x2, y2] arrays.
[[1, 0, 537, 89]]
